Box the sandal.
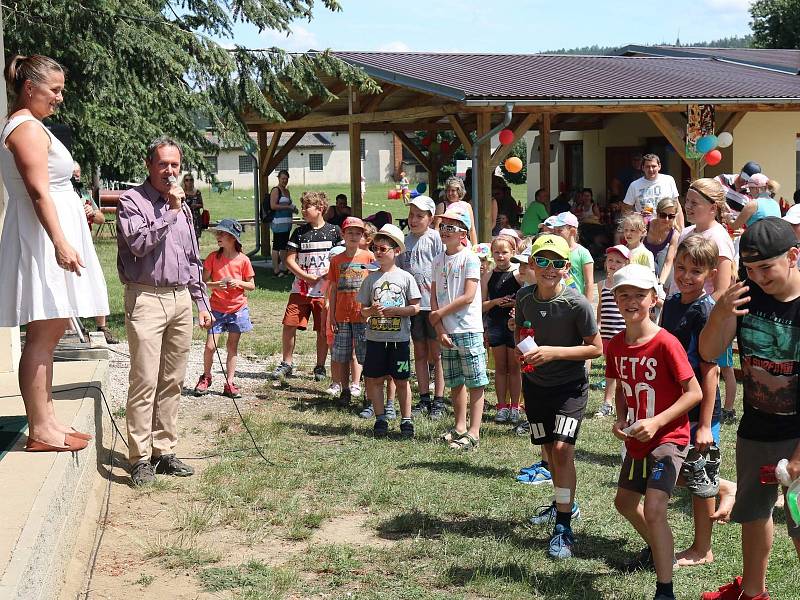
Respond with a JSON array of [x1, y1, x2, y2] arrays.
[[449, 432, 479, 451], [439, 428, 466, 444]]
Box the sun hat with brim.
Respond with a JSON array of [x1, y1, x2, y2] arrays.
[[783, 203, 800, 226], [530, 234, 570, 260], [511, 246, 532, 264], [441, 205, 471, 231], [209, 218, 243, 241], [739, 217, 798, 263], [408, 195, 436, 215], [341, 216, 365, 231], [376, 223, 406, 253], [611, 264, 659, 292], [606, 244, 631, 261]]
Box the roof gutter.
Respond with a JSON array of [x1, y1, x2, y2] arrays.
[[464, 97, 800, 107], [471, 102, 514, 240]]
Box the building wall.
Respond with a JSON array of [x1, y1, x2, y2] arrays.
[[199, 131, 396, 191]]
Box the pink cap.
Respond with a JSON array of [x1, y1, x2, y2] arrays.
[[606, 244, 631, 260], [555, 211, 579, 228], [341, 217, 365, 230], [744, 173, 769, 189]]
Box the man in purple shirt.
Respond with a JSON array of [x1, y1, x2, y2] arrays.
[[117, 136, 212, 486]]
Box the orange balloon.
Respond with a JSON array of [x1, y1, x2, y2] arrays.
[[705, 149, 722, 166], [505, 156, 523, 173]]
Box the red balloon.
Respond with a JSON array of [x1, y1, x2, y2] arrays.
[[705, 149, 722, 166], [499, 129, 514, 145], [505, 156, 523, 173], [421, 136, 431, 147]]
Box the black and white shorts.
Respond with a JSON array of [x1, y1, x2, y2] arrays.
[[522, 378, 588, 446]]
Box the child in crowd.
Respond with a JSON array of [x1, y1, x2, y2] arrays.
[[482, 233, 523, 424], [326, 217, 374, 406], [700, 218, 800, 600], [517, 234, 602, 559], [594, 244, 630, 416], [430, 205, 488, 451], [399, 171, 410, 202], [361, 222, 377, 249], [396, 195, 446, 419], [622, 213, 656, 272], [195, 219, 255, 399], [554, 212, 594, 302], [357, 224, 421, 438], [270, 191, 342, 382], [661, 235, 737, 567], [607, 264, 702, 600]]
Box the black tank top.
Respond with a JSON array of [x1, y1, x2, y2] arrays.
[[487, 269, 521, 325]]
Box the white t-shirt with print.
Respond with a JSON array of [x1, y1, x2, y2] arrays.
[[432, 248, 483, 334], [624, 174, 679, 216]]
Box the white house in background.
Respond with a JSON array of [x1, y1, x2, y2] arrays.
[[198, 130, 397, 190]]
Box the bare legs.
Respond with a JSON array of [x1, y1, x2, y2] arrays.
[[19, 318, 73, 446], [452, 384, 485, 438]]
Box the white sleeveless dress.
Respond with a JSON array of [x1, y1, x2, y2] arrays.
[[0, 115, 109, 326]]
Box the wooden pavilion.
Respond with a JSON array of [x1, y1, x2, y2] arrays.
[[244, 51, 800, 240]]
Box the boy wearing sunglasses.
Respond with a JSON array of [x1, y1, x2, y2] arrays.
[[516, 234, 602, 559], [430, 206, 489, 451]]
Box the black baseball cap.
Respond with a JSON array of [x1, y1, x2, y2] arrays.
[[740, 161, 762, 180], [739, 217, 798, 263]]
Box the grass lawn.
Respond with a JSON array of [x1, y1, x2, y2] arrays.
[[89, 222, 798, 600]]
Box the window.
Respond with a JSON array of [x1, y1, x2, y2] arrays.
[[204, 156, 218, 174], [238, 155, 254, 173], [274, 156, 288, 172], [360, 138, 366, 161], [309, 153, 323, 172]]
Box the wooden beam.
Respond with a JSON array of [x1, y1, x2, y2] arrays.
[[257, 130, 271, 257], [448, 115, 473, 154], [539, 113, 551, 205], [284, 82, 347, 121], [646, 112, 691, 165], [490, 113, 539, 168], [476, 113, 493, 240], [716, 111, 748, 135], [362, 84, 399, 113], [259, 130, 282, 179], [255, 103, 463, 131], [392, 130, 432, 171], [264, 130, 305, 174], [349, 88, 363, 218]]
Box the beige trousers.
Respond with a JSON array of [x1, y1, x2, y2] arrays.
[[124, 284, 193, 464]]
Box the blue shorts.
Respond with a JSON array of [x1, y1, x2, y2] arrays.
[[486, 322, 514, 348], [717, 345, 734, 368], [689, 419, 721, 445], [210, 306, 253, 334]]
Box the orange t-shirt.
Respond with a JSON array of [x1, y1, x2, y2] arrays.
[[203, 251, 256, 314], [327, 249, 374, 323]]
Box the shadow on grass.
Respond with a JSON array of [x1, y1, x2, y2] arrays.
[[443, 563, 606, 599], [253, 268, 293, 292], [399, 460, 513, 479], [575, 448, 621, 468]]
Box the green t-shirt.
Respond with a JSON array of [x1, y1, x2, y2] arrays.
[[520, 201, 549, 236], [569, 244, 594, 295]]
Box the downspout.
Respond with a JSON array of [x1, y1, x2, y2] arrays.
[[470, 102, 514, 239]]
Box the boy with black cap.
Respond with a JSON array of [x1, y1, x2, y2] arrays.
[[700, 217, 800, 600], [715, 160, 761, 216]]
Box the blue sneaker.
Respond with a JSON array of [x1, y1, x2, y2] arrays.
[[516, 468, 553, 485], [519, 461, 546, 475], [547, 524, 575, 559], [529, 501, 580, 526]]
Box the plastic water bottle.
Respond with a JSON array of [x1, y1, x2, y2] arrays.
[[517, 321, 536, 374], [760, 459, 800, 528]]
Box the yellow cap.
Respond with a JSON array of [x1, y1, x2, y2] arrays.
[[530, 234, 570, 259]]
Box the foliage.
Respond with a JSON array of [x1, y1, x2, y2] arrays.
[[544, 35, 752, 55], [409, 130, 469, 188], [750, 0, 800, 49], [3, 1, 378, 180], [499, 137, 527, 184]]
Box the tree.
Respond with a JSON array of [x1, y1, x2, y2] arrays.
[[3, 1, 377, 179], [750, 0, 800, 49]]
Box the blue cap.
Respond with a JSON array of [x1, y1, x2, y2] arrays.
[[209, 218, 243, 241]]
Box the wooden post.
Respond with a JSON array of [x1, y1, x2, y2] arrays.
[[476, 113, 492, 240], [257, 130, 271, 258], [348, 88, 363, 217], [539, 113, 551, 204]]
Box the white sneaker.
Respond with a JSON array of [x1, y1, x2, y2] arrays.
[[326, 383, 342, 398], [350, 383, 362, 399]]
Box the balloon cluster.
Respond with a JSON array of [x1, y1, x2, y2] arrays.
[[498, 128, 523, 173], [420, 136, 452, 156], [696, 132, 733, 166]]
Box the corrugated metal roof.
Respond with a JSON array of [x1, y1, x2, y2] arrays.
[[624, 46, 800, 75], [332, 52, 800, 102]]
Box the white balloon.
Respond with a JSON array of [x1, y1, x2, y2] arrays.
[[717, 132, 733, 148]]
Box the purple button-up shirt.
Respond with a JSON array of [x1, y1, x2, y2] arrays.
[[116, 180, 209, 310]]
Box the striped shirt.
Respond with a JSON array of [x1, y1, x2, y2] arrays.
[[599, 282, 626, 340]]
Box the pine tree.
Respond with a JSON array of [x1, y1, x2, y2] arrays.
[[3, 1, 377, 179], [750, 0, 800, 49]]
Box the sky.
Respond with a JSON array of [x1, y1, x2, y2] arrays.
[[227, 0, 755, 54]]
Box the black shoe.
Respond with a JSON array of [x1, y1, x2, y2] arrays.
[[514, 421, 531, 436], [429, 399, 446, 420], [623, 547, 654, 572], [373, 419, 389, 438], [150, 454, 194, 477], [130, 461, 156, 486], [411, 399, 431, 417], [337, 388, 352, 407], [400, 420, 415, 439], [313, 365, 326, 382], [97, 326, 120, 344]]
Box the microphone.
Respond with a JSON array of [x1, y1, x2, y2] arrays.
[[167, 175, 177, 186]]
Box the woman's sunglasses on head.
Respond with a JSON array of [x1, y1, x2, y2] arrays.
[[532, 256, 568, 270]]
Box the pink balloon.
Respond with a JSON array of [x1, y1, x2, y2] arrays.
[[705, 149, 722, 166], [499, 129, 514, 145]]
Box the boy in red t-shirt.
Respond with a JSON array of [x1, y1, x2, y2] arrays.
[[605, 264, 701, 600], [326, 217, 375, 406]]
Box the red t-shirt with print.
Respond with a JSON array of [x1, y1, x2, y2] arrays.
[[605, 328, 695, 459], [203, 252, 255, 314]]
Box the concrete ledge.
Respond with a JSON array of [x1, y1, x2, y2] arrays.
[[0, 360, 108, 600]]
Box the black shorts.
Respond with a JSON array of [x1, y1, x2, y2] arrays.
[[486, 322, 514, 348], [410, 311, 437, 342], [272, 230, 290, 251], [363, 340, 411, 380], [523, 377, 588, 445]]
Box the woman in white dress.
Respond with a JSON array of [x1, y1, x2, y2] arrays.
[[0, 55, 109, 452]]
